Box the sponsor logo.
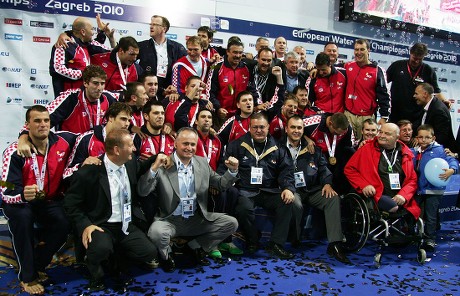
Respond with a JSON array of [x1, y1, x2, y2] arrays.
[[33, 36, 51, 43], [33, 99, 50, 105], [31, 68, 37, 74], [306, 50, 314, 55], [452, 70, 457, 74], [6, 82, 21, 88], [136, 31, 142, 36], [166, 34, 177, 40], [31, 84, 49, 90], [30, 21, 54, 28], [212, 38, 223, 45], [4, 18, 22, 25], [2, 67, 22, 72], [4, 33, 23, 41], [116, 29, 128, 35], [0, 51, 10, 57], [6, 97, 22, 104], [438, 77, 448, 82]]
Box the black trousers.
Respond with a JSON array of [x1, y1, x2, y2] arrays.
[[3, 200, 70, 283], [235, 191, 293, 246], [85, 222, 156, 280]]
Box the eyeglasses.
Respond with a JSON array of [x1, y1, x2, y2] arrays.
[[150, 23, 163, 27], [251, 125, 267, 130]]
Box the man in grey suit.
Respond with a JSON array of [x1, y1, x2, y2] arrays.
[[139, 127, 239, 272]]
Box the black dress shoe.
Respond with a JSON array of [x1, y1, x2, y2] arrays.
[[327, 243, 352, 264], [193, 248, 211, 266], [160, 254, 176, 273], [247, 243, 258, 254], [87, 278, 105, 292], [266, 242, 294, 259]]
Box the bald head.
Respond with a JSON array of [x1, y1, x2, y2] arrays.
[[72, 17, 93, 42], [378, 123, 400, 149]]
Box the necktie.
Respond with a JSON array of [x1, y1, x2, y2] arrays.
[[421, 110, 427, 125], [116, 167, 129, 235]]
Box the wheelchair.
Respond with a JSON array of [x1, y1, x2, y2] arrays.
[[340, 193, 426, 267]]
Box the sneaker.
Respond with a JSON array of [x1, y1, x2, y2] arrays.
[[219, 242, 244, 255], [209, 249, 222, 259]]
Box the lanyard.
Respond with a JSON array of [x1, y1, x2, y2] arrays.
[[236, 119, 248, 133], [116, 53, 129, 90], [287, 140, 301, 168], [81, 93, 101, 128], [189, 104, 200, 127], [79, 46, 90, 67], [382, 148, 398, 173], [31, 142, 49, 191], [147, 134, 165, 155], [202, 138, 213, 164], [407, 62, 422, 80], [251, 138, 267, 167], [131, 112, 144, 127], [324, 134, 337, 157]]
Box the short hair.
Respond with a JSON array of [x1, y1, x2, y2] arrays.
[[324, 42, 338, 50], [315, 52, 331, 67], [256, 37, 269, 44], [284, 93, 298, 103], [26, 105, 48, 122], [355, 38, 370, 50], [287, 114, 303, 125], [186, 75, 201, 86], [362, 117, 377, 129], [292, 85, 307, 95], [410, 43, 428, 57], [152, 15, 170, 32], [417, 124, 435, 136], [105, 102, 132, 120], [124, 82, 143, 102], [195, 108, 213, 120], [285, 51, 299, 61], [176, 127, 198, 140], [138, 71, 157, 84], [186, 36, 201, 47], [293, 45, 305, 52], [250, 112, 268, 123], [227, 37, 244, 49], [330, 113, 349, 130], [274, 36, 286, 45], [236, 90, 253, 102], [417, 82, 434, 95], [82, 65, 107, 83], [115, 36, 138, 52], [258, 47, 273, 57], [197, 26, 214, 39], [105, 128, 131, 153], [142, 100, 164, 114], [396, 119, 412, 128]]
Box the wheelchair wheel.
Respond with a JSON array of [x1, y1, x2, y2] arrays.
[[417, 249, 427, 264], [341, 193, 371, 252]]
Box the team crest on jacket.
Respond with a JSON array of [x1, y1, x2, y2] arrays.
[[223, 76, 228, 83], [364, 73, 373, 80], [102, 62, 108, 68], [56, 150, 66, 162], [271, 159, 277, 164]]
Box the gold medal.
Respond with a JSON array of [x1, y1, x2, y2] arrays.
[[36, 190, 46, 200], [329, 156, 337, 165]]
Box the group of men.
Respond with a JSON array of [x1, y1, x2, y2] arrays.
[[1, 13, 459, 295]]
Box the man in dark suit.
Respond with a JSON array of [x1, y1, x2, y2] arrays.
[[413, 82, 457, 152], [139, 127, 239, 272], [64, 129, 157, 291], [137, 15, 187, 94]]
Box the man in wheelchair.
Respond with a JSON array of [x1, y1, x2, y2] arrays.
[[344, 123, 421, 222]]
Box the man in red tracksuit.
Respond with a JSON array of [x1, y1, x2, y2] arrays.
[[91, 36, 143, 92]]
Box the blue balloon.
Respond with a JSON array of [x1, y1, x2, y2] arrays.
[[424, 158, 449, 187]]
